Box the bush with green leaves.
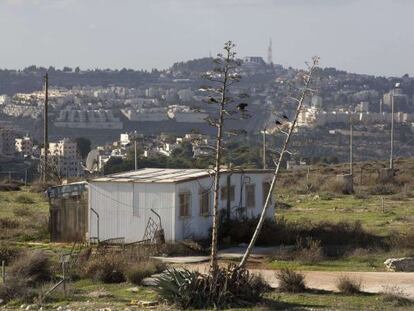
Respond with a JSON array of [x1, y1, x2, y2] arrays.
[[156, 265, 269, 309], [276, 268, 306, 293]]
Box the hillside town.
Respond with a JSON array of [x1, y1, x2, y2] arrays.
[[1, 1, 414, 310]]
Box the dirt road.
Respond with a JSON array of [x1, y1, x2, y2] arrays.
[[186, 264, 414, 299]]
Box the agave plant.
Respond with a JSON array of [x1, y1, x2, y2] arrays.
[[155, 265, 270, 309]]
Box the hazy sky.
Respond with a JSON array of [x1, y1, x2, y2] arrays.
[[0, 0, 413, 76]]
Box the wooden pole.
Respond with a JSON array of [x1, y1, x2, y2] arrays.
[[43, 73, 49, 183], [1, 260, 5, 284], [262, 128, 266, 169]]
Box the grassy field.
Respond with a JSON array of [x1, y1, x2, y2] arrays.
[[8, 283, 414, 311], [276, 193, 414, 236], [0, 190, 50, 243], [5, 280, 413, 311], [1, 177, 414, 310]]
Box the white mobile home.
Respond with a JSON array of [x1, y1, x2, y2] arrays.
[[88, 168, 274, 243]]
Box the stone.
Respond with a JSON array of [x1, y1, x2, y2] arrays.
[[87, 290, 114, 298], [126, 287, 139, 293], [139, 301, 158, 307], [384, 257, 414, 272], [141, 277, 160, 287]]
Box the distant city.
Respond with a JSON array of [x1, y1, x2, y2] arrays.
[[1, 52, 414, 181]]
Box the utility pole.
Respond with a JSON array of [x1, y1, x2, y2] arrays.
[[349, 113, 353, 176], [390, 86, 395, 170], [43, 73, 49, 183], [262, 128, 266, 169], [134, 140, 138, 170]]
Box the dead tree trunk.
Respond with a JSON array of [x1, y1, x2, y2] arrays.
[[239, 57, 319, 268]]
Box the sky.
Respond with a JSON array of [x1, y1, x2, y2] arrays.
[[0, 0, 413, 77]]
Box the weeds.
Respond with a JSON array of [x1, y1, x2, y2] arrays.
[[10, 250, 53, 285], [14, 194, 35, 204], [336, 275, 362, 294], [126, 259, 166, 285], [381, 285, 414, 307], [276, 268, 306, 293], [13, 206, 32, 217], [82, 255, 126, 283]]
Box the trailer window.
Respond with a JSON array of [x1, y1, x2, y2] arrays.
[[199, 189, 210, 216], [245, 184, 255, 208], [220, 185, 235, 201], [179, 192, 191, 217], [262, 182, 272, 205]]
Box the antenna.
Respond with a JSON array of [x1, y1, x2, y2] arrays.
[[267, 38, 273, 65], [43, 73, 49, 183]]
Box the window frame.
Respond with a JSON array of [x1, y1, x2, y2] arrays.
[[262, 181, 272, 205], [245, 183, 256, 208], [220, 185, 235, 202], [179, 191, 191, 218], [199, 188, 210, 217]]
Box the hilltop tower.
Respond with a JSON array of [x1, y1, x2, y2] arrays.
[[267, 38, 273, 65]]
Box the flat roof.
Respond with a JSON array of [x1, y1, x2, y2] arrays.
[[91, 168, 272, 184]]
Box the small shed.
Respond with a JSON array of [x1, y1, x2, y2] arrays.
[[88, 168, 274, 243], [48, 182, 88, 242]]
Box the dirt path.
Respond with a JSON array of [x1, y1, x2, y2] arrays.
[[185, 264, 414, 299]]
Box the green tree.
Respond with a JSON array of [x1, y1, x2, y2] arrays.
[[75, 137, 92, 159]]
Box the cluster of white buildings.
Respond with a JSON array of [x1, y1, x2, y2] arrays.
[[41, 138, 83, 178], [54, 108, 122, 129], [298, 106, 414, 128]]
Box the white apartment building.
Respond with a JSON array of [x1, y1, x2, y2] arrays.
[[42, 138, 82, 178], [15, 136, 33, 157]]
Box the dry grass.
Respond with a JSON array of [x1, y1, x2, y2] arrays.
[[276, 268, 306, 293], [336, 275, 362, 295]]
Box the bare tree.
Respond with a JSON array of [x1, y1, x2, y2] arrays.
[[201, 41, 246, 273], [239, 56, 320, 268]]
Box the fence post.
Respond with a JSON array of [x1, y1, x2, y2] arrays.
[[381, 197, 385, 213], [1, 260, 5, 284], [62, 261, 66, 297]]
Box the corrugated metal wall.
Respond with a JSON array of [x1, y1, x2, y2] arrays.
[[50, 193, 88, 242], [174, 172, 274, 240], [89, 181, 175, 243], [88, 172, 274, 243]]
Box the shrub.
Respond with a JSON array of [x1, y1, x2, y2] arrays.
[[381, 285, 414, 307], [82, 255, 126, 283], [218, 216, 379, 248], [387, 229, 414, 250], [126, 259, 166, 285], [13, 206, 32, 217], [0, 182, 21, 192], [0, 243, 20, 263], [0, 277, 37, 303], [369, 184, 397, 195], [156, 265, 269, 309], [336, 275, 361, 294], [9, 250, 53, 285], [14, 194, 35, 204], [0, 218, 19, 229], [276, 268, 306, 293], [295, 238, 324, 263]]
